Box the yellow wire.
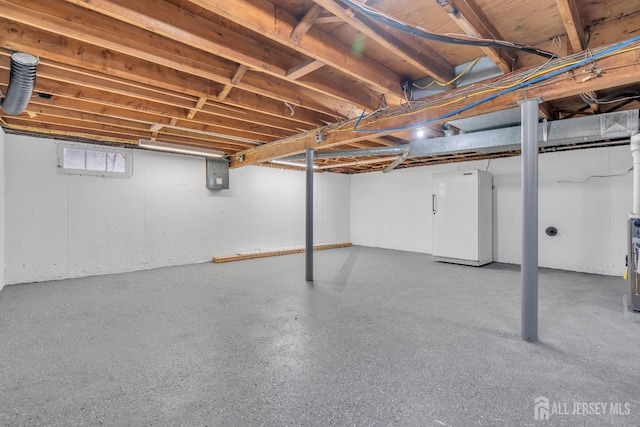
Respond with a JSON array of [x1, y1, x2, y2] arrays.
[[381, 44, 640, 125], [413, 58, 481, 89]]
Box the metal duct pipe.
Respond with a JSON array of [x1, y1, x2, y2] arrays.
[[285, 146, 409, 162], [410, 110, 640, 158], [631, 132, 640, 215], [383, 152, 409, 173], [1, 52, 39, 116]]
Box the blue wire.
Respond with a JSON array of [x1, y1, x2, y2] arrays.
[[354, 34, 640, 133]]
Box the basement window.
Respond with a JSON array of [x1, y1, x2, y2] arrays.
[[57, 143, 133, 178]]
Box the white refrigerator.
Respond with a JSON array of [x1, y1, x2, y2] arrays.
[[431, 170, 493, 266]]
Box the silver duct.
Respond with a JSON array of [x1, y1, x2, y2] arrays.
[[284, 146, 409, 162], [1, 52, 39, 116]]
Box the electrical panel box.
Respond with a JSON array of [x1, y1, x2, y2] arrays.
[[206, 158, 229, 190], [431, 170, 493, 266]]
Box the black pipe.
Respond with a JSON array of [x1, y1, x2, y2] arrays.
[[1, 52, 39, 116]]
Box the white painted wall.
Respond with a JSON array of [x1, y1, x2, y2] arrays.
[[5, 135, 350, 284], [0, 127, 5, 291], [351, 145, 632, 276]]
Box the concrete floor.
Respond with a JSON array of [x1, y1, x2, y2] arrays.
[[0, 246, 639, 426]]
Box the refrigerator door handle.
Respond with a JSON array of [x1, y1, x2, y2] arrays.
[[432, 194, 437, 214]]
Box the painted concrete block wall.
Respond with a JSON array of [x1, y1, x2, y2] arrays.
[[351, 145, 632, 276], [0, 127, 5, 291], [5, 135, 350, 284]]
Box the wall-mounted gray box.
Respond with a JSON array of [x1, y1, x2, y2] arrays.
[[206, 158, 229, 190]]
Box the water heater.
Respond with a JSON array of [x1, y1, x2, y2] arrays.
[[627, 218, 640, 311]]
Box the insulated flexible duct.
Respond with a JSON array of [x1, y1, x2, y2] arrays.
[[1, 52, 39, 116]]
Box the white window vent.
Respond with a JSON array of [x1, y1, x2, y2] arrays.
[[57, 142, 133, 178]]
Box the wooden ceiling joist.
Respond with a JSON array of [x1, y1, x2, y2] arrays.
[[217, 65, 249, 101], [2, 2, 368, 119], [436, 0, 516, 73], [187, 97, 209, 120], [286, 59, 326, 80], [8, 53, 333, 129], [26, 77, 292, 140], [230, 47, 640, 167], [312, 0, 455, 83], [186, 0, 405, 103], [58, 0, 382, 115], [0, 0, 638, 173], [290, 4, 324, 43], [555, 0, 586, 53]]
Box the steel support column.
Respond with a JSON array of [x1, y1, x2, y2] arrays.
[[520, 98, 542, 342], [306, 148, 314, 282]]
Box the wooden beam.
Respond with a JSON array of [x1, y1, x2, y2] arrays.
[[21, 85, 280, 144], [1, 56, 319, 133], [187, 0, 404, 102], [318, 157, 399, 170], [149, 123, 164, 132], [0, 117, 138, 145], [217, 64, 249, 101], [286, 59, 326, 80], [0, 23, 361, 122], [435, 0, 515, 73], [312, 0, 454, 83], [555, 0, 586, 53], [187, 97, 208, 120], [7, 1, 367, 118], [0, 18, 214, 96], [230, 47, 640, 167], [290, 4, 324, 43], [315, 14, 343, 25], [32, 77, 292, 139], [2, 107, 256, 152], [538, 102, 556, 120], [60, 0, 389, 113], [0, 50, 330, 128], [213, 243, 352, 263]]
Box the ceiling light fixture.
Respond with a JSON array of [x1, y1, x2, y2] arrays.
[[416, 128, 425, 138], [138, 139, 225, 158], [271, 159, 319, 169]]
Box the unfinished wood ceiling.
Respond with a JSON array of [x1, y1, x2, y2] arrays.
[[1, 0, 640, 172]]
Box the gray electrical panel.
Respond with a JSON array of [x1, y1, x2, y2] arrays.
[[206, 158, 229, 190]]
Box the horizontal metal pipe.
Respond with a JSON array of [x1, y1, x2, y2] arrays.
[[285, 146, 409, 161]]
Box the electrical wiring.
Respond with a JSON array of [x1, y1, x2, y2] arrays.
[[557, 167, 632, 183], [387, 41, 582, 118], [352, 34, 640, 134], [581, 92, 640, 105], [337, 0, 557, 59], [413, 58, 480, 89]]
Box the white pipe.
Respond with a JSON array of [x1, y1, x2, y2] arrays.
[[631, 132, 640, 216]]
